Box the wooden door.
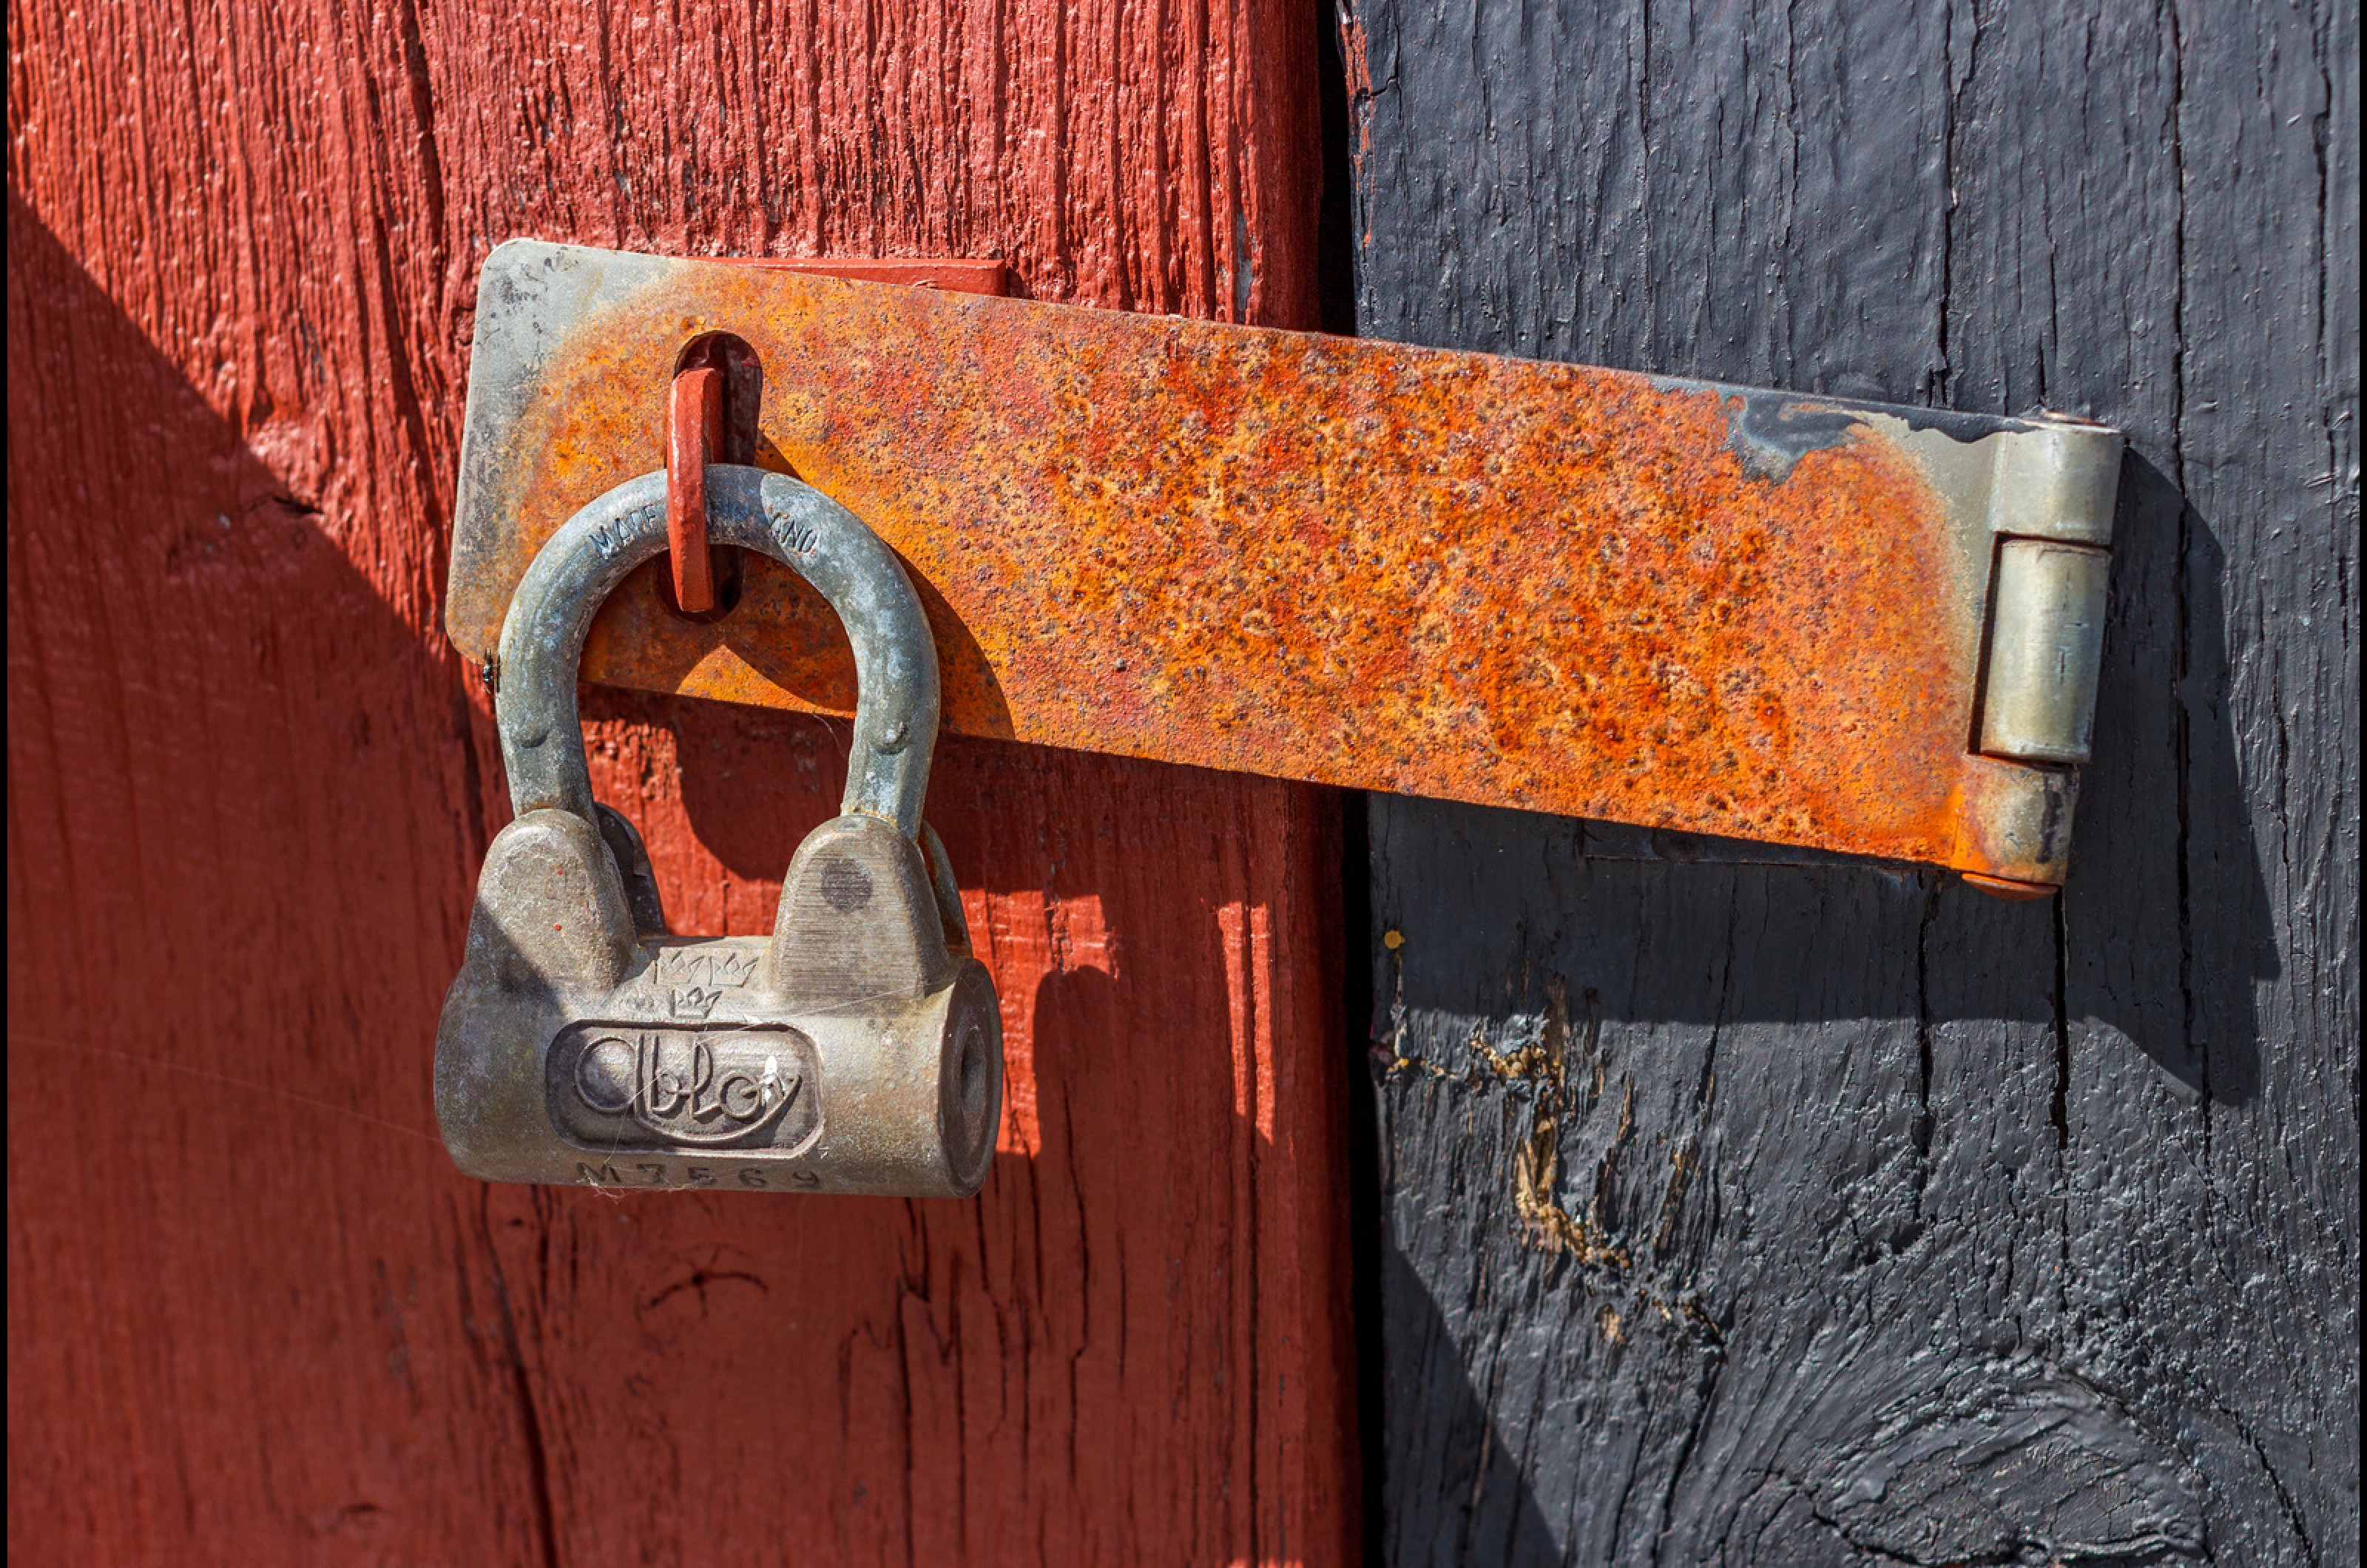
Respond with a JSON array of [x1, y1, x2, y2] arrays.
[[1342, 0, 2357, 1562], [7, 4, 1356, 1563]]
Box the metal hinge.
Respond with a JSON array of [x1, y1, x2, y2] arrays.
[[1979, 426, 2118, 766], [447, 242, 2127, 894]]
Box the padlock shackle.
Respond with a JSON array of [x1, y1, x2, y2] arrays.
[[496, 465, 940, 839]]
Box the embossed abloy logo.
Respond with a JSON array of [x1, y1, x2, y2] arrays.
[[579, 1035, 791, 1142], [547, 1022, 823, 1155]]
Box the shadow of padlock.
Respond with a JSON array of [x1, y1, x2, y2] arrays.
[[435, 467, 1003, 1197]]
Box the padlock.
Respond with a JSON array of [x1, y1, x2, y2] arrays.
[[435, 465, 1003, 1197]]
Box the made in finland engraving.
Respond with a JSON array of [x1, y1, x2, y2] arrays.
[[766, 507, 821, 555], [546, 1021, 823, 1156], [587, 502, 664, 561]]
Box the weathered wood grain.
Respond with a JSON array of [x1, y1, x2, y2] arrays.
[[6, 1, 1354, 1562], [1345, 0, 2357, 1561]]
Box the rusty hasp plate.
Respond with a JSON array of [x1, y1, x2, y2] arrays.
[[450, 241, 2122, 889]]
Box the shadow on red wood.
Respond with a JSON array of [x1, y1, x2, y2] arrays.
[[8, 192, 1355, 1567]]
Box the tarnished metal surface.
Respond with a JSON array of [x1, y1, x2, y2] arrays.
[[450, 241, 2124, 888], [439, 470, 999, 1195], [1980, 539, 2112, 766], [497, 467, 942, 837]]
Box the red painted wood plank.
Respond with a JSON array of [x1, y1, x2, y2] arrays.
[[5, 1, 1352, 1562], [7, 201, 553, 1563]]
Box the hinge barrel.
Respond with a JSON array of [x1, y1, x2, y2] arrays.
[[1979, 538, 2111, 766], [1973, 416, 2121, 771]]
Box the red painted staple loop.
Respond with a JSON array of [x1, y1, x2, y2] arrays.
[[664, 347, 727, 614]]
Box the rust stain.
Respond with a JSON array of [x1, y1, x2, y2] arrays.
[[450, 257, 2053, 882], [1337, 10, 1376, 160]]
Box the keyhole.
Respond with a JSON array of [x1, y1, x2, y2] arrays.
[[956, 1022, 990, 1126]]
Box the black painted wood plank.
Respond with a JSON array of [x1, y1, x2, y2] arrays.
[[1345, 0, 2357, 1561]]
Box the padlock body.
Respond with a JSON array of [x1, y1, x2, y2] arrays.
[[436, 811, 1002, 1197]]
